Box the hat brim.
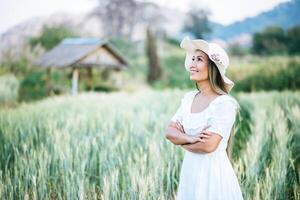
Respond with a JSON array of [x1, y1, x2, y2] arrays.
[[180, 37, 209, 54]]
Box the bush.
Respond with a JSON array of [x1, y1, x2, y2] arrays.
[[18, 70, 48, 102], [235, 60, 300, 92], [93, 83, 119, 92]]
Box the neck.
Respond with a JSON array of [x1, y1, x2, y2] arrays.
[[196, 80, 216, 96]]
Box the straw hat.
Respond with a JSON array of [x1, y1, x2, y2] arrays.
[[180, 36, 234, 92]]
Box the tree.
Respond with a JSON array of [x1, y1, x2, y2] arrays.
[[145, 27, 162, 84], [29, 25, 76, 50], [182, 8, 211, 39], [287, 25, 300, 54], [252, 26, 287, 55], [91, 0, 138, 39]]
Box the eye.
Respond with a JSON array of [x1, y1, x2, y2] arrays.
[[197, 58, 202, 61]]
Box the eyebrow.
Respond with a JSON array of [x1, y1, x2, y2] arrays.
[[193, 55, 204, 58]]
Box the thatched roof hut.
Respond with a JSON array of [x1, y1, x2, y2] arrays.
[[34, 38, 129, 94]]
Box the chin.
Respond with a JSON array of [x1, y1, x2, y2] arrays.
[[189, 75, 200, 81]]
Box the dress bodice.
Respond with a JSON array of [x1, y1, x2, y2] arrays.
[[171, 90, 240, 152]]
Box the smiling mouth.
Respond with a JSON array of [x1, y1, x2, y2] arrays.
[[190, 70, 199, 73]]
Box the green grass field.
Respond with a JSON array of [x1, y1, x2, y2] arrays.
[[0, 89, 299, 199]]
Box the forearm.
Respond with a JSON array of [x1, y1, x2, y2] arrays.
[[181, 141, 212, 153], [165, 126, 192, 145]]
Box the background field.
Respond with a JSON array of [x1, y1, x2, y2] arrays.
[[0, 90, 299, 199]]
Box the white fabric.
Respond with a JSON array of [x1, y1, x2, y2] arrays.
[[170, 90, 244, 200]]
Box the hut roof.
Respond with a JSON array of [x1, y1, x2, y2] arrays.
[[34, 38, 129, 69]]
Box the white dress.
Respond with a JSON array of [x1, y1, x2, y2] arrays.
[[171, 90, 244, 200]]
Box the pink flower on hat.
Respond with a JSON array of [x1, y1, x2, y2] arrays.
[[211, 53, 220, 62]]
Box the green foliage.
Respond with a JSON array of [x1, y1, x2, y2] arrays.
[[93, 83, 119, 92], [18, 70, 48, 102], [252, 26, 287, 55], [29, 25, 76, 50], [235, 59, 300, 92], [252, 25, 300, 55], [161, 54, 193, 89], [287, 25, 300, 54], [0, 57, 31, 76]]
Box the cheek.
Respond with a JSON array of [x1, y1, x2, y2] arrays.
[[196, 62, 208, 74], [191, 62, 209, 80]]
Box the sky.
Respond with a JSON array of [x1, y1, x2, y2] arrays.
[[0, 0, 290, 34]]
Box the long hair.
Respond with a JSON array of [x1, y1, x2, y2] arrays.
[[194, 54, 239, 160], [195, 59, 228, 95]]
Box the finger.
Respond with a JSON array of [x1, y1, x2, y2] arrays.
[[201, 130, 213, 135], [175, 120, 181, 129], [199, 134, 211, 139], [176, 121, 184, 133], [195, 131, 210, 137], [178, 123, 185, 133], [197, 138, 206, 143], [176, 123, 184, 132], [179, 123, 186, 133], [196, 132, 210, 139]]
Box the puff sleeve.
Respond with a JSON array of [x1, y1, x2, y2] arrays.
[[170, 93, 188, 124], [205, 98, 238, 139]]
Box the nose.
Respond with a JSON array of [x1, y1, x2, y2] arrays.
[[189, 63, 197, 71]]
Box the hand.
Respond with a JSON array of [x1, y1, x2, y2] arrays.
[[194, 125, 212, 143], [175, 120, 186, 134], [186, 135, 204, 144]]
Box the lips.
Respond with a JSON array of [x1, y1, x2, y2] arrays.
[[190, 69, 199, 73]]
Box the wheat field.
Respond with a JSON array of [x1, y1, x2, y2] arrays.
[[0, 89, 299, 199]]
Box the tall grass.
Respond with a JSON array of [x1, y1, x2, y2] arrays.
[[0, 74, 19, 106], [0, 90, 299, 199]]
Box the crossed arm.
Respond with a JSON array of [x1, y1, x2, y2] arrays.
[[164, 121, 223, 154]]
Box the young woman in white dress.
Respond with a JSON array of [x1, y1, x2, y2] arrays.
[[165, 37, 244, 200]]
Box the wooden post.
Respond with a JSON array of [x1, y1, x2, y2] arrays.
[[46, 67, 52, 96], [87, 67, 93, 90], [71, 67, 79, 95]]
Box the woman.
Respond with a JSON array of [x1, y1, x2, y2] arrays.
[[165, 37, 244, 200]]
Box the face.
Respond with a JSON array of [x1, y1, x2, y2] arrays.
[[188, 50, 209, 82]]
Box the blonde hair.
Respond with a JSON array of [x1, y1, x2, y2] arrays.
[[208, 59, 229, 95]]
